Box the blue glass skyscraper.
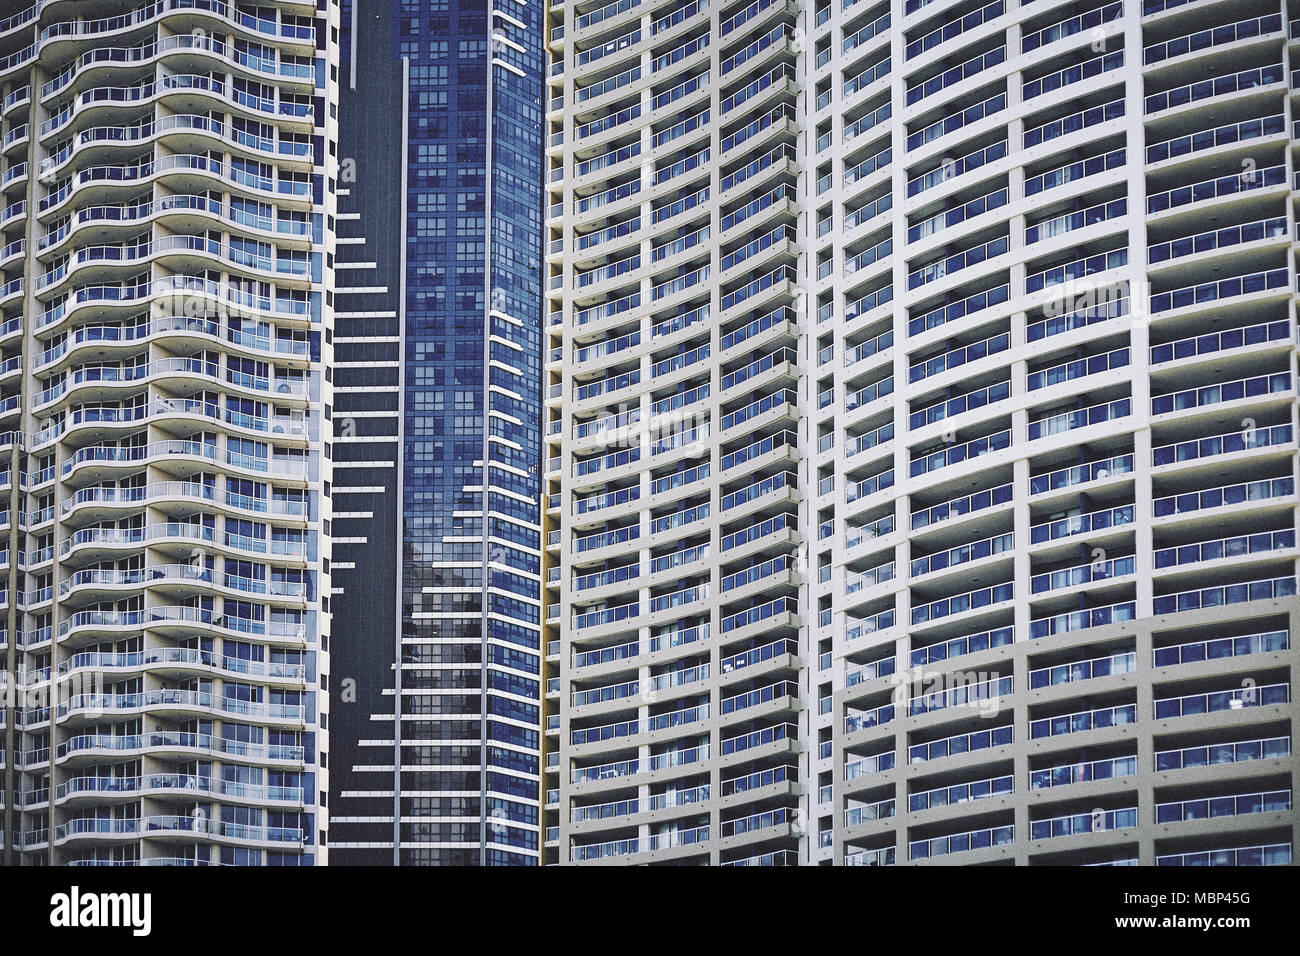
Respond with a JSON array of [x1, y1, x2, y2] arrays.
[[330, 0, 544, 865]]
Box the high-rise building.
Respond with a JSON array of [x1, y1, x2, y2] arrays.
[[544, 0, 1300, 865], [0, 0, 337, 865], [328, 0, 546, 865]]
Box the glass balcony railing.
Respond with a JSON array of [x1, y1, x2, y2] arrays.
[[907, 283, 1007, 337], [1030, 453, 1132, 495], [1144, 14, 1283, 66], [1027, 292, 1129, 342], [845, 751, 895, 781], [1026, 197, 1126, 244], [722, 470, 793, 513], [1030, 601, 1136, 639], [846, 610, 897, 642], [908, 143, 1007, 207], [1154, 681, 1290, 718], [843, 375, 894, 414], [1153, 477, 1294, 517], [911, 582, 1013, 625], [1032, 807, 1136, 840], [845, 655, 896, 686], [908, 674, 1012, 717], [909, 377, 1008, 429], [908, 1, 1002, 59], [576, 0, 640, 32], [908, 235, 1008, 289], [907, 93, 1006, 152], [1147, 114, 1285, 165], [1145, 64, 1284, 114], [844, 798, 896, 827], [722, 143, 795, 195], [1151, 320, 1289, 366], [1032, 755, 1136, 790], [909, 429, 1012, 476], [1152, 372, 1290, 416], [912, 482, 1012, 531], [1149, 217, 1288, 264], [1024, 98, 1123, 148], [1031, 703, 1137, 739], [1024, 49, 1122, 100], [844, 701, 896, 733], [721, 722, 795, 755], [1030, 654, 1135, 689], [1157, 844, 1292, 866], [722, 764, 791, 798], [572, 638, 639, 668], [721, 807, 792, 838], [1028, 348, 1128, 392], [1031, 555, 1134, 593], [843, 846, 896, 866], [1023, 1, 1121, 53], [1155, 530, 1295, 570], [721, 596, 797, 633], [909, 774, 1012, 813], [906, 47, 1003, 105], [910, 626, 1013, 667], [1031, 504, 1134, 543], [911, 531, 1013, 577], [722, 22, 787, 75], [1156, 789, 1291, 824], [1029, 398, 1130, 440], [722, 0, 775, 37], [1026, 248, 1127, 293], [910, 824, 1013, 859], [1155, 735, 1290, 771], [1025, 147, 1125, 197], [1147, 164, 1286, 216], [1154, 629, 1289, 667], [844, 145, 892, 188], [909, 724, 1012, 764]]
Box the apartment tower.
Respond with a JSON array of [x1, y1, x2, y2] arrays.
[[544, 0, 1300, 865], [328, 0, 546, 865], [0, 0, 338, 866]]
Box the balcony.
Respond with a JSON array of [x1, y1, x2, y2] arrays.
[[908, 91, 1006, 152], [1024, 98, 1123, 149], [1030, 704, 1137, 740], [1030, 807, 1136, 841], [1023, 49, 1123, 101], [1153, 477, 1295, 518], [1023, 2, 1121, 53], [1031, 754, 1136, 790], [908, 1, 1003, 59], [910, 625, 1013, 667], [1144, 64, 1284, 115], [1154, 735, 1290, 771], [1151, 372, 1290, 416], [1154, 529, 1295, 570], [1030, 600, 1136, 639], [1030, 652, 1136, 689], [1153, 629, 1289, 667], [910, 824, 1013, 860], [1156, 789, 1291, 824], [1146, 114, 1285, 165], [1153, 680, 1290, 718], [1157, 844, 1292, 866]]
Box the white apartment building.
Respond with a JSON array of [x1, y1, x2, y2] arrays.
[[543, 0, 1300, 866], [0, 0, 337, 866]]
